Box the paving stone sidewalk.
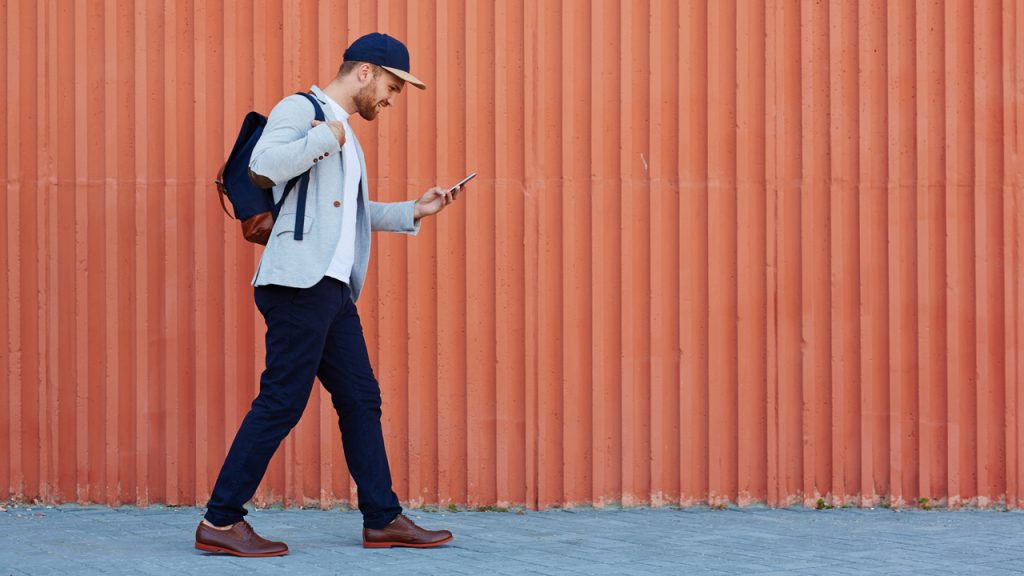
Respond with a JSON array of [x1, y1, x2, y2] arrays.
[[3, 504, 1024, 575]]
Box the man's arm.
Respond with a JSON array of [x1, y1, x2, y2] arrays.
[[249, 95, 341, 188], [367, 184, 462, 234], [368, 200, 421, 235]]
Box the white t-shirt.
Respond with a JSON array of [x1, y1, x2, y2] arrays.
[[322, 94, 361, 284]]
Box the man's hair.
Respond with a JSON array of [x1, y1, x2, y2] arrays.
[[338, 60, 380, 79]]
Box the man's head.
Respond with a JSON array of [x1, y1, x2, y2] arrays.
[[336, 33, 425, 121]]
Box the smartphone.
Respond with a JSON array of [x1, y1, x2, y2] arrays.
[[447, 172, 477, 193]]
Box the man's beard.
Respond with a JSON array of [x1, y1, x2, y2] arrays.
[[354, 83, 382, 121]]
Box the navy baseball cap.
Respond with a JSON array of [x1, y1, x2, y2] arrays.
[[343, 32, 426, 90]]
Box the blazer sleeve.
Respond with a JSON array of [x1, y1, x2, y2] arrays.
[[249, 95, 341, 187], [368, 199, 421, 235]]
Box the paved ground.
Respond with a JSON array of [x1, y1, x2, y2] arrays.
[[2, 503, 1024, 575]]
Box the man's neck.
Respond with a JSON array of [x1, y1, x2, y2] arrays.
[[323, 78, 357, 115]]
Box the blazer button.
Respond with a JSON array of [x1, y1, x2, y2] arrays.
[[324, 151, 330, 156], [313, 158, 318, 163], [319, 155, 324, 160], [333, 201, 341, 208]]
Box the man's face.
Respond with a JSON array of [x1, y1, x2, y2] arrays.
[[354, 66, 404, 121]]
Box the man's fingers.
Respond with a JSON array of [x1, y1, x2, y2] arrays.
[[424, 186, 462, 210], [312, 120, 346, 146]]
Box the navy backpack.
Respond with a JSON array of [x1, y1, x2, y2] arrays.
[[216, 92, 325, 245]]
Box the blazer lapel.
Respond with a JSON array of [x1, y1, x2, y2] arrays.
[[351, 129, 369, 205]]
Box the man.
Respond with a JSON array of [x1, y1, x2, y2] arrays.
[[196, 32, 458, 557]]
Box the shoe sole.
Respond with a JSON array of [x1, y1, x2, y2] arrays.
[[195, 541, 289, 557], [363, 534, 454, 549]]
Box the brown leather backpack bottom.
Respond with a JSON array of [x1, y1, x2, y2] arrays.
[[242, 212, 274, 245]]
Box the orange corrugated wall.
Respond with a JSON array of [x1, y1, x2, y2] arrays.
[[2, 0, 1023, 511]]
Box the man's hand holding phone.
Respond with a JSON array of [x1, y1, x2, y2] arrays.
[[413, 172, 476, 221]]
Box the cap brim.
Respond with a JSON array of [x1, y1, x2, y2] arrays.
[[381, 66, 427, 90]]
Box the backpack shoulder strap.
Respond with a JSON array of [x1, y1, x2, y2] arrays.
[[295, 91, 326, 122], [279, 92, 326, 240]]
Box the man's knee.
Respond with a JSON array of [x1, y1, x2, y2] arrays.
[[251, 389, 310, 425], [330, 385, 382, 417]]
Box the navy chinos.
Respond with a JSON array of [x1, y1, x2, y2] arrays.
[[204, 277, 402, 529]]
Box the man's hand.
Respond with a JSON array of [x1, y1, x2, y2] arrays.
[[413, 184, 464, 221], [311, 119, 346, 147]]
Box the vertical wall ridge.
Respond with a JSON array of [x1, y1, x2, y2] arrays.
[[1, 0, 12, 500]]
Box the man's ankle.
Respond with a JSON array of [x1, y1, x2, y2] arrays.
[[202, 518, 236, 531]]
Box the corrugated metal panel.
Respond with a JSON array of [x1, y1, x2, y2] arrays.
[[2, 0, 1024, 510]]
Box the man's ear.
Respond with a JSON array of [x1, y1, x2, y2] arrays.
[[358, 63, 375, 84]]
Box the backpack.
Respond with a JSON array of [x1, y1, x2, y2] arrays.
[[215, 92, 325, 245]]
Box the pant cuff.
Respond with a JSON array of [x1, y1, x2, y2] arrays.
[[363, 510, 401, 530]]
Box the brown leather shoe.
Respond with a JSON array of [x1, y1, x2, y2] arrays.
[[195, 520, 289, 557], [363, 514, 453, 549]]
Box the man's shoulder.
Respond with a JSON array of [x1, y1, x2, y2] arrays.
[[267, 92, 320, 122]]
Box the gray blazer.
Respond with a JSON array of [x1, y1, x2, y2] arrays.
[[249, 85, 420, 301]]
